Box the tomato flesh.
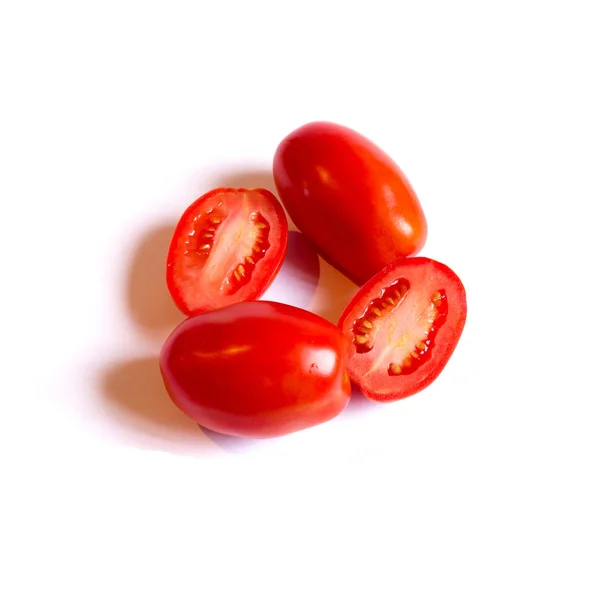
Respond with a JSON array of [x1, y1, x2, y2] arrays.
[[338, 257, 466, 401], [273, 121, 427, 284], [167, 187, 288, 315], [160, 301, 351, 438]]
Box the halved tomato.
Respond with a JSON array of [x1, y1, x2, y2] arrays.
[[167, 187, 288, 315], [338, 257, 467, 401]]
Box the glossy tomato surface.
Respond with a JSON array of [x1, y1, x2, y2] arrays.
[[160, 301, 351, 438], [167, 187, 288, 315], [338, 257, 466, 401], [273, 121, 427, 285]]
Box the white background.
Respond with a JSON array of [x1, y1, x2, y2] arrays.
[[1, 1, 599, 598]]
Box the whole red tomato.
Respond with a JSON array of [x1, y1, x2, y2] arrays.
[[160, 301, 351, 438], [273, 121, 427, 285]]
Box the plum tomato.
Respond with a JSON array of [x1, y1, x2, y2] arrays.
[[338, 257, 466, 401], [167, 187, 288, 315], [159, 301, 351, 438], [273, 121, 427, 285]]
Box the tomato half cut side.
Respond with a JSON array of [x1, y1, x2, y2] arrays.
[[167, 187, 288, 315], [338, 257, 467, 401]]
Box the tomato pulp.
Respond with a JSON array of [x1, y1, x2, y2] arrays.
[[167, 187, 288, 315], [338, 257, 466, 401], [160, 301, 351, 438], [273, 121, 427, 285]]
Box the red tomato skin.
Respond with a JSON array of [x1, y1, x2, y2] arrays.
[[273, 122, 427, 285], [167, 187, 288, 316], [338, 257, 467, 402], [160, 301, 351, 438]]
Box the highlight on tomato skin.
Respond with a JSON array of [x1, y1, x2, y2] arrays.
[[159, 301, 352, 439], [273, 121, 428, 285], [338, 257, 467, 402], [166, 187, 288, 316]]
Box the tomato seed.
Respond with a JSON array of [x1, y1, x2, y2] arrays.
[[389, 363, 402, 375]]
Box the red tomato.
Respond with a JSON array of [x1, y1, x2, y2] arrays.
[[273, 121, 427, 285], [167, 187, 288, 315], [338, 257, 466, 401], [160, 301, 351, 438]]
